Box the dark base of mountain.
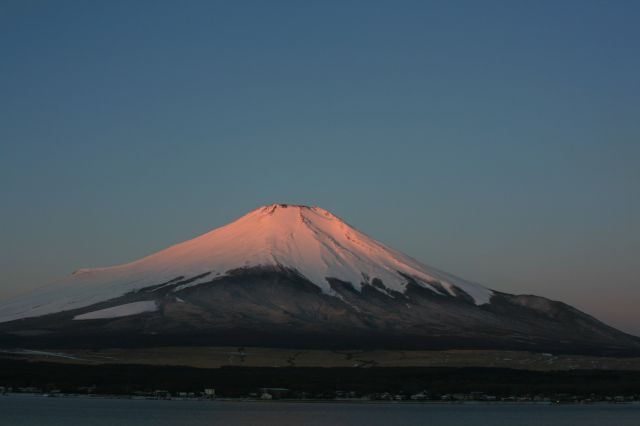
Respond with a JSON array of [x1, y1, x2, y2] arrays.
[[1, 267, 639, 356]]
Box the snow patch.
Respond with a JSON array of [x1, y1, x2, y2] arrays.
[[173, 273, 217, 292], [73, 301, 158, 320]]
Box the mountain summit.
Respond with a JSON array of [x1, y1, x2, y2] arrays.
[[0, 204, 491, 323], [1, 204, 638, 354]]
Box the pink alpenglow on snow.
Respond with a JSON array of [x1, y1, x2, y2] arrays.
[[0, 204, 493, 323]]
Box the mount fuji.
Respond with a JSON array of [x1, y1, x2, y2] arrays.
[[1, 204, 638, 355]]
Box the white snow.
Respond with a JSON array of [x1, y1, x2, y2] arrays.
[[173, 273, 219, 292], [73, 301, 158, 320], [0, 204, 494, 323]]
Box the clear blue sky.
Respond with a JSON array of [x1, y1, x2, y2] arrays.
[[1, 1, 639, 335]]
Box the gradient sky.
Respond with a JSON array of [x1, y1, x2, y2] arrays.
[[1, 1, 639, 335]]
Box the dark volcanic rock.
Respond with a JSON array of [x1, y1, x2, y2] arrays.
[[1, 266, 638, 355]]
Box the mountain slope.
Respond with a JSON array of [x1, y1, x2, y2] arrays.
[[0, 204, 638, 355], [0, 204, 491, 323]]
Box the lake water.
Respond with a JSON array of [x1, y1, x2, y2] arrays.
[[1, 396, 639, 426]]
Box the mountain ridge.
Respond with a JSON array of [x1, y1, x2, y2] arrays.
[[0, 203, 492, 323], [0, 204, 638, 355]]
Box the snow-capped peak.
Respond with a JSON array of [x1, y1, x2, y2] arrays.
[[0, 204, 493, 323]]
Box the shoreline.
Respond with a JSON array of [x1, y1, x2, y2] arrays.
[[2, 394, 639, 406]]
